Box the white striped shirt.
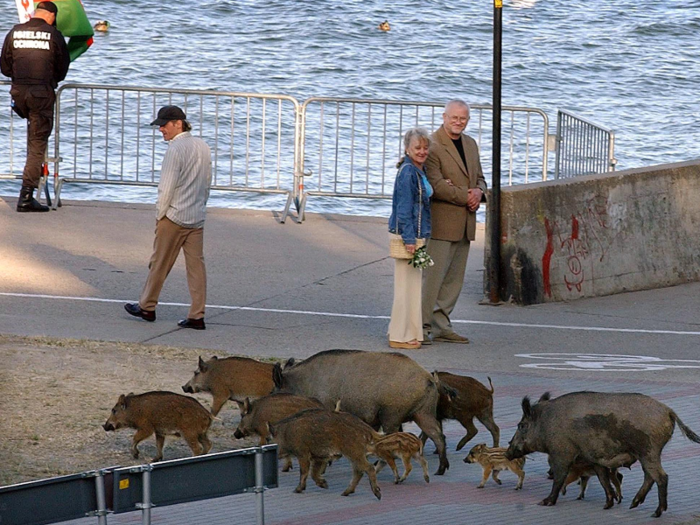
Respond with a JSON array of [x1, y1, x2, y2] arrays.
[[156, 131, 212, 228]]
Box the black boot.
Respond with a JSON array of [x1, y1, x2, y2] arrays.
[[16, 186, 49, 213]]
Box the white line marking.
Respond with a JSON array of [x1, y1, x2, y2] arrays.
[[1, 291, 700, 336]]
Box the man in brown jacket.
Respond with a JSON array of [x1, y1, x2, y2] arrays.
[[421, 100, 487, 344]]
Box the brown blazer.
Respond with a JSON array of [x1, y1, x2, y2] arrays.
[[425, 125, 487, 242]]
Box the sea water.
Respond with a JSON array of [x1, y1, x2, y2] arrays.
[[1, 0, 698, 216]]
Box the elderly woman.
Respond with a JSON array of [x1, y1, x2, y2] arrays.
[[387, 127, 433, 349]]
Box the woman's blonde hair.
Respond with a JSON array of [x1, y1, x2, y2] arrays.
[[397, 127, 431, 167]]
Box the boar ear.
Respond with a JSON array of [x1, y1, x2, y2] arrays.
[[521, 396, 532, 417], [273, 363, 284, 388], [118, 394, 126, 405], [283, 358, 295, 370], [538, 392, 551, 403], [198, 356, 207, 371]]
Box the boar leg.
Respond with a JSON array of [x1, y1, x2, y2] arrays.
[[477, 413, 501, 448], [310, 458, 329, 489], [295, 456, 311, 493], [630, 460, 668, 518], [384, 456, 400, 484], [455, 418, 479, 451], [577, 476, 589, 500], [199, 434, 212, 455], [417, 452, 430, 483], [478, 465, 493, 488], [398, 454, 413, 483], [541, 460, 573, 506], [131, 428, 154, 459], [513, 467, 525, 490], [210, 395, 228, 417], [341, 466, 364, 496], [491, 468, 502, 485], [153, 433, 165, 462], [183, 432, 204, 457], [414, 413, 449, 475], [592, 465, 616, 509], [612, 470, 623, 503]]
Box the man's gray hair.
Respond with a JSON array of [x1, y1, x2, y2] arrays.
[[403, 127, 431, 151], [444, 99, 470, 113]]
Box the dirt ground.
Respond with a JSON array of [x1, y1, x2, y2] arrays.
[[0, 334, 270, 486]]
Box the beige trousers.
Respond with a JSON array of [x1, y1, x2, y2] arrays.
[[139, 217, 207, 319], [388, 258, 423, 343]]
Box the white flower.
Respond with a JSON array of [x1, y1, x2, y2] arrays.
[[408, 246, 434, 269]]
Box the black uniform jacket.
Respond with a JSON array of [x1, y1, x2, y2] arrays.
[[1, 17, 70, 89]]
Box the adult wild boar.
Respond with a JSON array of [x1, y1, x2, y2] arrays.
[[273, 349, 449, 475], [182, 356, 275, 416], [505, 391, 700, 517], [103, 391, 213, 462]]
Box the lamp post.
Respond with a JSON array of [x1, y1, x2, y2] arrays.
[[488, 0, 503, 304]]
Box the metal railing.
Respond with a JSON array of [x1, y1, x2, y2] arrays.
[[53, 84, 301, 204], [554, 109, 616, 178]]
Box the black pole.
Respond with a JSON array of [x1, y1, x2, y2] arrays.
[[489, 0, 502, 304]]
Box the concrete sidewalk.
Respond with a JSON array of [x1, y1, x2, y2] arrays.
[[2, 197, 700, 525]]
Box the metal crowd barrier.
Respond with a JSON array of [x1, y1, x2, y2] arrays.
[[554, 108, 616, 178], [53, 84, 300, 210], [0, 445, 278, 525], [295, 97, 551, 220], [0, 82, 616, 220]]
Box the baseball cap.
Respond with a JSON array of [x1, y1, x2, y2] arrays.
[[150, 105, 187, 126], [36, 1, 58, 14]]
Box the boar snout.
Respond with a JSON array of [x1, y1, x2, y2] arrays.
[[103, 422, 115, 431], [182, 384, 193, 393], [233, 429, 244, 439]]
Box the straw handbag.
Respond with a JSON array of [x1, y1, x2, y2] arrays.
[[389, 174, 425, 259]]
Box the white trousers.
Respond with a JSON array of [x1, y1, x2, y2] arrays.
[[388, 258, 423, 343]]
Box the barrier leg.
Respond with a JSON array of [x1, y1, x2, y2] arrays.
[[135, 466, 153, 525], [95, 470, 108, 525], [255, 448, 265, 525]]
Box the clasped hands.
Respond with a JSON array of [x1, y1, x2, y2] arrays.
[[445, 179, 483, 212]]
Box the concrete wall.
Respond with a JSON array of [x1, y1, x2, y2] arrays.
[[484, 160, 700, 304]]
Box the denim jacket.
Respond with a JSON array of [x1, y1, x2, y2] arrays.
[[388, 158, 432, 244]]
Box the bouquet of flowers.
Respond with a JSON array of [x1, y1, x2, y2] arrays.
[[409, 246, 434, 269]]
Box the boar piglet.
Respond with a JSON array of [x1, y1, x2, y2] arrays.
[[273, 349, 449, 475], [372, 432, 430, 484], [561, 461, 623, 503], [421, 372, 500, 450], [269, 408, 382, 500], [233, 393, 325, 471], [182, 356, 275, 416], [103, 391, 213, 462], [505, 391, 700, 517]]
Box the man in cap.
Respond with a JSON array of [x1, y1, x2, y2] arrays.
[[125, 106, 213, 330], [1, 1, 70, 212]]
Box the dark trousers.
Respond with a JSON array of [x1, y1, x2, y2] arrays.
[[10, 84, 56, 189]]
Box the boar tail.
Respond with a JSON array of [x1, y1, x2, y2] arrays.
[[487, 377, 494, 394], [672, 412, 700, 444]]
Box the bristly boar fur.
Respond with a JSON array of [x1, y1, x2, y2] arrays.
[[464, 443, 525, 489], [182, 356, 275, 416], [269, 408, 382, 499], [506, 391, 700, 517], [423, 372, 500, 450], [272, 349, 450, 475], [103, 391, 214, 462]]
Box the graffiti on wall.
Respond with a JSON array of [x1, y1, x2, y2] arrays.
[[542, 196, 624, 297]]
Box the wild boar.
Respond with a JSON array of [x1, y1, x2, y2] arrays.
[[103, 391, 213, 462], [422, 372, 500, 449], [233, 393, 325, 471], [463, 443, 525, 489], [505, 391, 700, 517], [269, 408, 382, 499], [182, 356, 275, 416], [273, 349, 450, 475], [373, 432, 430, 484]]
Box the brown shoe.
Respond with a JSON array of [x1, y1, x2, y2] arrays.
[[433, 332, 469, 344], [389, 340, 421, 349]]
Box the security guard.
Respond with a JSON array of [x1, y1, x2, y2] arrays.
[[1, 1, 70, 212]]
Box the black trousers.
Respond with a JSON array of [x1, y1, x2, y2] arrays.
[[10, 84, 56, 189]]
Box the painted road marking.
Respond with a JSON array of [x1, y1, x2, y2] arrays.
[[517, 352, 700, 371], [1, 291, 700, 337]]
